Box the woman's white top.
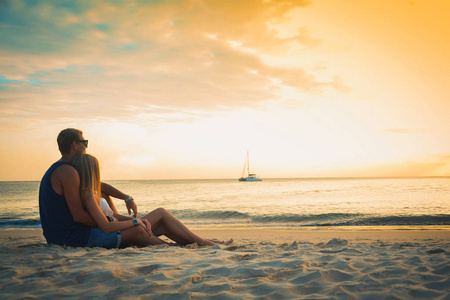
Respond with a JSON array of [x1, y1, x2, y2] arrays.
[[100, 198, 115, 220]]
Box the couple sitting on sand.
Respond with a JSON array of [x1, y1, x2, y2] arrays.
[[39, 128, 231, 249]]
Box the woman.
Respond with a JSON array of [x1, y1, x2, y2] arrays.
[[72, 153, 230, 248]]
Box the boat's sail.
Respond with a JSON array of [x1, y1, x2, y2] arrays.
[[241, 158, 247, 179], [239, 151, 262, 181]]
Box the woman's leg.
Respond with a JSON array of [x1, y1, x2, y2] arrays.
[[120, 226, 168, 248], [142, 208, 215, 246]]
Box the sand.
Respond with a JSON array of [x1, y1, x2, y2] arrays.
[[1, 227, 449, 299]]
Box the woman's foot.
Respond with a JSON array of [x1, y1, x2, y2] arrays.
[[207, 238, 234, 245], [198, 238, 215, 246]]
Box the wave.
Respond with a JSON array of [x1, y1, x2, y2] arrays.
[[171, 210, 251, 220], [251, 213, 362, 224], [171, 210, 450, 226], [170, 210, 365, 223], [349, 215, 450, 226], [1, 213, 449, 229], [0, 219, 41, 228]]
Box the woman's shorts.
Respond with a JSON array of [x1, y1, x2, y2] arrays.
[[86, 227, 121, 249]]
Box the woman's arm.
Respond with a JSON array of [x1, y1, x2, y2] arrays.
[[84, 192, 147, 234], [113, 213, 133, 221]]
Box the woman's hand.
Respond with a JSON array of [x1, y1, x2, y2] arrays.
[[138, 219, 153, 236]]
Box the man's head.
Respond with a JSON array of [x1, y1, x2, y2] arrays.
[[57, 128, 88, 156]]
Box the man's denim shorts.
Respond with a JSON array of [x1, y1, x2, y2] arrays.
[[86, 227, 121, 249]]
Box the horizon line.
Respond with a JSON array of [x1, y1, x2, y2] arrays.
[[2, 175, 450, 183]]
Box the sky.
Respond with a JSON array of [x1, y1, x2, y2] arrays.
[[1, 0, 449, 181]]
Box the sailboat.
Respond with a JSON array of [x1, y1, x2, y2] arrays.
[[239, 151, 262, 181]]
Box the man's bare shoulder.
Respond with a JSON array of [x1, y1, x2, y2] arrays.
[[50, 163, 79, 195], [52, 163, 79, 182]]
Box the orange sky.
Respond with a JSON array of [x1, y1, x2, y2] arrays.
[[0, 0, 449, 180]]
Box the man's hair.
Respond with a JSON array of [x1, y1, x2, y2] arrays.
[[57, 128, 83, 154]]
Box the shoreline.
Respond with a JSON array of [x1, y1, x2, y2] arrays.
[[195, 227, 450, 243], [1, 226, 449, 245]]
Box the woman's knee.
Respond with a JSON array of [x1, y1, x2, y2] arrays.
[[154, 207, 169, 215], [120, 226, 148, 246], [135, 226, 150, 240]]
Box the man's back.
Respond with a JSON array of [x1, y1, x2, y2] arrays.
[[39, 161, 91, 247]]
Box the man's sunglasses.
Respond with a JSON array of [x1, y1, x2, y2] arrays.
[[76, 140, 88, 147]]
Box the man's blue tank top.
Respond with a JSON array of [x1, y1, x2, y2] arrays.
[[39, 161, 91, 247]]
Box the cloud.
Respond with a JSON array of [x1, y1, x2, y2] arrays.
[[380, 129, 430, 134], [0, 0, 347, 131], [117, 154, 155, 166]]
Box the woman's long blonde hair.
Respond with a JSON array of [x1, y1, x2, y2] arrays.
[[72, 154, 102, 205]]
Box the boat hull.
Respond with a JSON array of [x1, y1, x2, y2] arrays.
[[239, 177, 262, 182]]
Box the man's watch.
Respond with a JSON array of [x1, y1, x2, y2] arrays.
[[126, 196, 134, 202], [132, 218, 138, 226]]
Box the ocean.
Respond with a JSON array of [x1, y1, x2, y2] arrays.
[[1, 177, 449, 229]]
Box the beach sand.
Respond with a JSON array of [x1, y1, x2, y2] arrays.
[[1, 227, 449, 299]]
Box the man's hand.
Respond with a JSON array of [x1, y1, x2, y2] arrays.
[[141, 219, 153, 236], [101, 182, 139, 218], [126, 199, 138, 218]]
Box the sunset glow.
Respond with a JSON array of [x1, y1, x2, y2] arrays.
[[1, 0, 449, 180]]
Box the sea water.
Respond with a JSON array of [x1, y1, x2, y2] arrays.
[[1, 177, 449, 229]]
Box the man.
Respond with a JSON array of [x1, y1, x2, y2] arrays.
[[39, 128, 160, 248]]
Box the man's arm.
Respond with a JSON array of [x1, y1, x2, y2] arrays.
[[101, 182, 138, 217], [101, 193, 119, 214], [55, 165, 97, 227]]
